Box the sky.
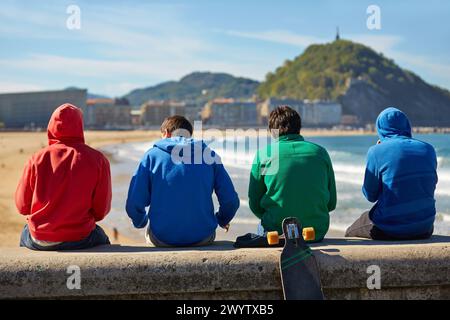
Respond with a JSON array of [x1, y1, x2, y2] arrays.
[[1, 0, 449, 97]]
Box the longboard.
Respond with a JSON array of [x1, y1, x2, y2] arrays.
[[268, 217, 324, 300]]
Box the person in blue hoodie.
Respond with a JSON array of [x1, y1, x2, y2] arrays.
[[126, 115, 239, 247], [345, 107, 438, 240]]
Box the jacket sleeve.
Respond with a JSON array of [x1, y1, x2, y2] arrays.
[[91, 156, 112, 222], [15, 158, 35, 215], [362, 147, 381, 203], [125, 154, 151, 229], [213, 157, 240, 228], [325, 151, 337, 212], [248, 153, 266, 219]]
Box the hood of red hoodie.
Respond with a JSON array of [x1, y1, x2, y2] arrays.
[[47, 104, 85, 145]]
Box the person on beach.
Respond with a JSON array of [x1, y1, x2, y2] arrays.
[[126, 115, 239, 247], [345, 107, 438, 240], [248, 106, 337, 242], [16, 104, 112, 250]]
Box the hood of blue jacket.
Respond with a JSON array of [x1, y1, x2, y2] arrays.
[[154, 136, 206, 156], [376, 107, 412, 141]]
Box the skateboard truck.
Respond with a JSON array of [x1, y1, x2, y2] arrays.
[[267, 226, 315, 245]]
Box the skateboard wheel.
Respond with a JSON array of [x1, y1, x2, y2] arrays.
[[302, 227, 315, 241], [267, 231, 279, 245]]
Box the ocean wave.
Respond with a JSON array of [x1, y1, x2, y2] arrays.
[[437, 170, 450, 182], [328, 150, 361, 159], [333, 163, 366, 175], [436, 188, 450, 197], [435, 212, 450, 222], [327, 223, 349, 233], [116, 148, 141, 162], [232, 217, 259, 225]]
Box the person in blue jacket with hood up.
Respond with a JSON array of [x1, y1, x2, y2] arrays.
[[345, 107, 438, 240], [126, 115, 239, 247]]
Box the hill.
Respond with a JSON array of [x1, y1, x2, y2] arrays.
[[258, 39, 450, 126], [124, 72, 259, 106]]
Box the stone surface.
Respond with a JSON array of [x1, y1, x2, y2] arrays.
[[0, 236, 449, 300]]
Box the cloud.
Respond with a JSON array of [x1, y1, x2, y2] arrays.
[[0, 53, 264, 96], [218, 29, 327, 47], [346, 34, 403, 54], [0, 82, 44, 94], [3, 1, 450, 95], [348, 34, 450, 87]]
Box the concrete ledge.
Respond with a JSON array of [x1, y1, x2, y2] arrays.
[[0, 237, 449, 300]]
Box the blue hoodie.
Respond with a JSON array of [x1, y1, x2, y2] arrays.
[[126, 136, 239, 246], [363, 107, 438, 237]]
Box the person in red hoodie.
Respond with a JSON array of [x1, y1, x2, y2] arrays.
[[16, 103, 112, 250]]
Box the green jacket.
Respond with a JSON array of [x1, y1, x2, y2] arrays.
[[248, 134, 337, 240]]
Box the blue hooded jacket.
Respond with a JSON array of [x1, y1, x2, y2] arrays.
[[126, 137, 239, 246], [363, 107, 438, 237]]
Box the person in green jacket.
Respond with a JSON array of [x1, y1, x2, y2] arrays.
[[248, 106, 337, 241]]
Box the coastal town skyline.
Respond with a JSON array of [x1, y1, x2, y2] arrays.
[[1, 0, 450, 97]]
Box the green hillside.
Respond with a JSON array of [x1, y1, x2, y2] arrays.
[[124, 72, 259, 106], [258, 39, 450, 125]]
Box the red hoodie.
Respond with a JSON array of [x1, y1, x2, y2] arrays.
[[15, 104, 112, 242]]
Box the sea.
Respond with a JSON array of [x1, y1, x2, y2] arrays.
[[101, 134, 450, 241]]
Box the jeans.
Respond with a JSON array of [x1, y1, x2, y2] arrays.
[[345, 210, 433, 240], [20, 224, 110, 251], [145, 226, 215, 247]]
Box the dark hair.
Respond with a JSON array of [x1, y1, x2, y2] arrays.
[[268, 105, 301, 136], [161, 115, 193, 136]]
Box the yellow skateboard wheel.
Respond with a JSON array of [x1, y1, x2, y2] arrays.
[[267, 231, 279, 245], [302, 227, 315, 241]]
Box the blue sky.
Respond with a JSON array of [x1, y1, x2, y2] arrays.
[[1, 0, 449, 97]]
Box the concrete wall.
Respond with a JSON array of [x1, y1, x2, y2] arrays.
[[0, 237, 449, 300], [0, 89, 87, 129]]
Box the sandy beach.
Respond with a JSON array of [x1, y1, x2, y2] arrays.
[[0, 128, 372, 248]]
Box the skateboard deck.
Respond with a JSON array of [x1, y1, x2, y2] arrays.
[[234, 233, 285, 248], [277, 217, 324, 300]]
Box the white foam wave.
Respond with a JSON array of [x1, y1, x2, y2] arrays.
[[437, 213, 450, 222], [328, 150, 358, 159], [240, 199, 249, 208], [436, 188, 450, 197], [438, 170, 450, 182], [335, 173, 363, 186], [232, 217, 259, 225], [328, 223, 349, 233], [333, 163, 366, 175], [116, 148, 141, 162]]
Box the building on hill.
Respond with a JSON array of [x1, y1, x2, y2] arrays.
[[201, 98, 258, 127], [140, 100, 186, 127], [130, 109, 143, 126], [184, 102, 203, 122], [341, 115, 360, 126], [0, 89, 87, 129], [258, 98, 342, 127], [85, 98, 132, 129]]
